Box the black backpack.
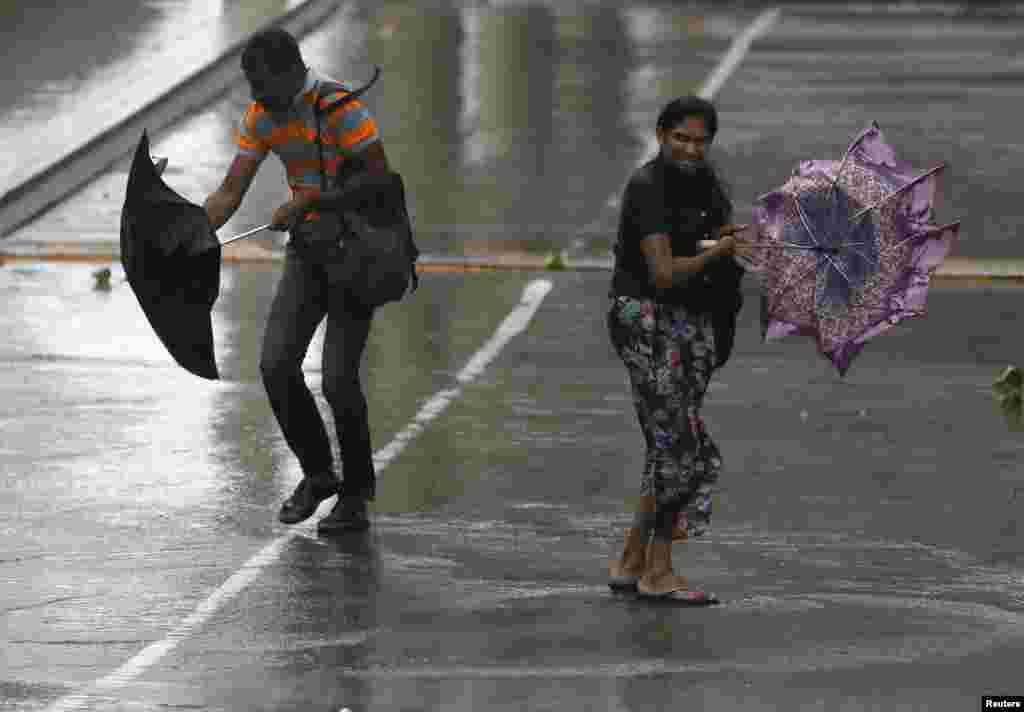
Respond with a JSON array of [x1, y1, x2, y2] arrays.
[[312, 70, 420, 308]]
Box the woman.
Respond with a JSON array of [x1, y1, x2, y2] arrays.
[[606, 96, 746, 601]]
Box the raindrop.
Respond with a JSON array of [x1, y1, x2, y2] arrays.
[[858, 409, 868, 417], [799, 410, 809, 421]]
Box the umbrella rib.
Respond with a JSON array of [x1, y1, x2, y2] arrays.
[[850, 164, 946, 222], [872, 220, 961, 259], [843, 300, 925, 319], [842, 244, 877, 268], [781, 242, 822, 251], [792, 194, 823, 249], [827, 123, 877, 199], [821, 252, 853, 286]]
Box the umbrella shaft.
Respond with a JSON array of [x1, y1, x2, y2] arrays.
[[698, 240, 799, 250], [221, 223, 272, 247]]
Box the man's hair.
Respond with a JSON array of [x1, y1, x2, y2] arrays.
[[241, 28, 304, 76], [656, 95, 719, 138]]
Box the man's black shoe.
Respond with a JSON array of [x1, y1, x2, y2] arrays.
[[317, 496, 370, 534], [278, 476, 341, 524]]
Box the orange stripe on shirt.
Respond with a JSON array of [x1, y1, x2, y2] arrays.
[[338, 120, 377, 151]]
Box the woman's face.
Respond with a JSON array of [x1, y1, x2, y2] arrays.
[[657, 115, 711, 173]]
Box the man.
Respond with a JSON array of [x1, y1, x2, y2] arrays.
[[204, 28, 388, 533]]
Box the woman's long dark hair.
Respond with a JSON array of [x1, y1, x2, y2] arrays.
[[656, 96, 732, 223]]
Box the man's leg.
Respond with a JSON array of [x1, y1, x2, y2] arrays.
[[316, 291, 375, 533], [259, 254, 338, 523]]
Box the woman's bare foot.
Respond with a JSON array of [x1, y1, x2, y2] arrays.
[[609, 526, 648, 590], [609, 558, 645, 580], [637, 571, 689, 596]]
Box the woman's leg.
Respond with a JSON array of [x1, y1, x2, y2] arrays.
[[608, 300, 720, 598], [609, 495, 656, 584], [637, 503, 690, 595], [636, 304, 712, 594], [679, 312, 722, 538], [607, 298, 668, 585]]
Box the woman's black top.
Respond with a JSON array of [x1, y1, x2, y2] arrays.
[[610, 154, 745, 365]]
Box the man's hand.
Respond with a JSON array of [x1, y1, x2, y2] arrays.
[[269, 195, 313, 232]]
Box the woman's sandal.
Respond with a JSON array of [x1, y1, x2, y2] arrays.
[[636, 589, 719, 605], [608, 575, 640, 593], [608, 561, 642, 592]]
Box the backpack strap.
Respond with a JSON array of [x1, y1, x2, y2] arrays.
[[311, 67, 382, 190], [310, 69, 420, 293], [316, 66, 380, 116]]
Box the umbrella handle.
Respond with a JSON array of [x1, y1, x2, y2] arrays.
[[220, 223, 273, 247], [700, 240, 772, 249], [698, 240, 798, 250]]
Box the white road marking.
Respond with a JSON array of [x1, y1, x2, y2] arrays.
[[699, 8, 781, 101], [603, 7, 781, 214], [45, 278, 554, 711]]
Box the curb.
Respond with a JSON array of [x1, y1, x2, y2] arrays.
[[2, 245, 1024, 282], [0, 0, 346, 240]]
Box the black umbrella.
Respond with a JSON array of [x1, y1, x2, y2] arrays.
[[120, 70, 384, 379], [120, 131, 222, 379]]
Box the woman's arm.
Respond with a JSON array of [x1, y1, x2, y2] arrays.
[[640, 232, 736, 290]]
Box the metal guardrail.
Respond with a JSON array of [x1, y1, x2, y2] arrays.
[[0, 0, 345, 240]]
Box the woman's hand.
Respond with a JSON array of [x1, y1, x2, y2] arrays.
[[717, 223, 749, 239], [269, 195, 313, 232], [713, 224, 751, 259]]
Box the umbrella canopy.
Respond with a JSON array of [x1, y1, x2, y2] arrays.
[[745, 122, 960, 376], [120, 131, 222, 379]]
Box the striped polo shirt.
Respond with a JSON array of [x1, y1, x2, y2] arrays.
[[235, 68, 379, 218]]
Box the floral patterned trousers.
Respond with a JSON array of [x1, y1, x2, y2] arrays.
[[607, 295, 722, 529]]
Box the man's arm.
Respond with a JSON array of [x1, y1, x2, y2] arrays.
[[204, 155, 262, 231]]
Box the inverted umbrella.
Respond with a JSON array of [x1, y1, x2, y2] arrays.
[[120, 131, 222, 379], [743, 122, 961, 376]]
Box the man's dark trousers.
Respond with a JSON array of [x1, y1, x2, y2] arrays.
[[259, 246, 375, 500]]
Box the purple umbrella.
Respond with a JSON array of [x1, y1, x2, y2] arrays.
[[744, 122, 960, 376]]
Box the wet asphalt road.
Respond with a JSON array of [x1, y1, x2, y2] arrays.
[[0, 0, 308, 193], [3, 265, 1024, 711], [3, 2, 1024, 711]]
